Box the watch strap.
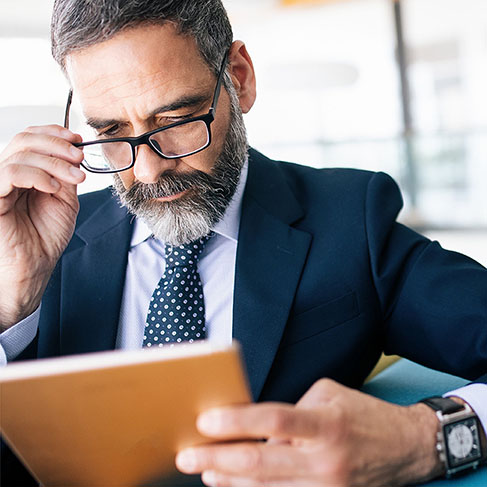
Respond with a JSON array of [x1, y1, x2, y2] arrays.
[[420, 396, 465, 414]]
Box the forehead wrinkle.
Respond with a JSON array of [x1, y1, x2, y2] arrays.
[[82, 79, 208, 125], [77, 69, 167, 101], [80, 67, 211, 109]]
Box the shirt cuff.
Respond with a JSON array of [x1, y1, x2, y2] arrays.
[[445, 384, 487, 437], [0, 306, 40, 363]]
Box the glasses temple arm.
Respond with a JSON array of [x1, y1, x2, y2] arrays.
[[64, 89, 73, 129], [210, 51, 230, 115]]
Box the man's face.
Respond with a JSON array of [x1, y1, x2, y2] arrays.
[[66, 23, 249, 245]]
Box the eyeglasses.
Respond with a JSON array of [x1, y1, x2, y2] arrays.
[[63, 51, 229, 174]]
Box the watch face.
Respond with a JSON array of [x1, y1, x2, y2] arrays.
[[448, 424, 473, 458], [444, 417, 482, 469]]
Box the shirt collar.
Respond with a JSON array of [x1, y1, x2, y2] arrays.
[[130, 157, 249, 248]]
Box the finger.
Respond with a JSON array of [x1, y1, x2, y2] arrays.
[[176, 442, 309, 478], [3, 153, 85, 187], [266, 437, 290, 446], [7, 131, 84, 165], [197, 403, 323, 440], [201, 470, 319, 487], [0, 164, 61, 200], [0, 190, 20, 216], [23, 124, 82, 143]]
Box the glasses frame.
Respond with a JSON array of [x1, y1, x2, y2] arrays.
[[63, 51, 229, 174]]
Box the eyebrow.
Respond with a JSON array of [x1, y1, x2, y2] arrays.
[[85, 93, 210, 130]]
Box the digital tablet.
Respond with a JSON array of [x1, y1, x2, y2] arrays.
[[0, 341, 250, 486]]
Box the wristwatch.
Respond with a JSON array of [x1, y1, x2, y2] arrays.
[[420, 396, 484, 477]]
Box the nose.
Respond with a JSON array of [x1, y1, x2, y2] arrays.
[[133, 144, 177, 184]]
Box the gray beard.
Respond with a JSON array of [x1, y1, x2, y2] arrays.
[[112, 87, 248, 246]]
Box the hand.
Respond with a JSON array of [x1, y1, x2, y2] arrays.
[[176, 379, 443, 487], [0, 125, 85, 330]]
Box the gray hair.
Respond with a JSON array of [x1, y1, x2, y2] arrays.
[[51, 0, 233, 78]]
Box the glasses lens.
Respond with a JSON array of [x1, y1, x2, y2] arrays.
[[82, 141, 133, 172], [149, 120, 209, 158]]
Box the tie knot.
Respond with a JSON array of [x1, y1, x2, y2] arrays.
[[165, 233, 213, 268]]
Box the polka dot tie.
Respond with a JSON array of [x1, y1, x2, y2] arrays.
[[143, 234, 212, 347]]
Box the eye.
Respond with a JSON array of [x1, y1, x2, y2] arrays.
[[98, 125, 121, 137], [161, 113, 195, 125]]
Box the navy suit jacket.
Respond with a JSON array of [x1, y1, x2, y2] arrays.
[[2, 148, 487, 485]]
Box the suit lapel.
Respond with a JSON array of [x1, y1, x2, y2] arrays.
[[60, 195, 133, 355], [233, 150, 312, 400], [57, 152, 311, 398]]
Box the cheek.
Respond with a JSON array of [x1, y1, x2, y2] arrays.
[[179, 109, 230, 176], [177, 153, 215, 176], [118, 170, 136, 189]]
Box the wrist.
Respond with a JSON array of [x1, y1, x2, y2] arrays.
[[0, 279, 46, 331], [0, 301, 41, 332], [406, 403, 446, 481], [449, 396, 487, 462]]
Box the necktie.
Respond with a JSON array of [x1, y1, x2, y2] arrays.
[[143, 234, 212, 347]]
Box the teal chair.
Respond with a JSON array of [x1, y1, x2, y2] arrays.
[[362, 359, 486, 486]]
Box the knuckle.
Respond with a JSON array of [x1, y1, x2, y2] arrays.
[[49, 157, 66, 172], [9, 150, 28, 165], [203, 448, 218, 469], [308, 378, 337, 404], [219, 410, 241, 432], [46, 134, 64, 148], [3, 163, 21, 179], [267, 409, 291, 436], [45, 124, 62, 131], [13, 131, 30, 146], [316, 378, 336, 392]]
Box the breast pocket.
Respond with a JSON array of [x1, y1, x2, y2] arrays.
[[280, 292, 360, 348]]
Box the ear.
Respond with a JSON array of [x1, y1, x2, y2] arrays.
[[227, 41, 257, 114]]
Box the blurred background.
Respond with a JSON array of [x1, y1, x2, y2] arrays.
[[1, 0, 486, 263]]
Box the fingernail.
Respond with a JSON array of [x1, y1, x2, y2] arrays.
[[197, 410, 222, 434], [70, 146, 83, 158], [202, 470, 218, 486], [69, 166, 84, 179], [51, 179, 61, 190], [176, 449, 197, 472]]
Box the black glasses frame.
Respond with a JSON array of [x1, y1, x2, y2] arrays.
[[63, 51, 229, 174]]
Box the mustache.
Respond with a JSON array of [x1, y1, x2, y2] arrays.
[[123, 169, 228, 202]]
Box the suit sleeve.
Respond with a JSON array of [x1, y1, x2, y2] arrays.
[[476, 372, 487, 382], [364, 172, 487, 383]]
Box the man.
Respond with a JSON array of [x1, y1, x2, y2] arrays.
[[0, 1, 486, 486]]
